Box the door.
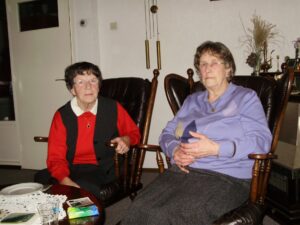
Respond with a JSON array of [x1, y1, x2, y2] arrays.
[[4, 0, 72, 169]]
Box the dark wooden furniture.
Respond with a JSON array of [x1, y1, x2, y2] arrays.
[[259, 71, 282, 79], [48, 184, 104, 225], [266, 141, 300, 225], [266, 71, 300, 224], [158, 68, 294, 225], [34, 69, 160, 207]]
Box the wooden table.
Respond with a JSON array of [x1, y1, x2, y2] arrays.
[[48, 184, 104, 225]]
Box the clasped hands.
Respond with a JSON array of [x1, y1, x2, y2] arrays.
[[174, 131, 219, 173]]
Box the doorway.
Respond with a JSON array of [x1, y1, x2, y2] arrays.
[[0, 0, 14, 121], [3, 0, 72, 168]]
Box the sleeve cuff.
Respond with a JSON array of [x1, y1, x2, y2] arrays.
[[161, 139, 180, 158], [217, 140, 236, 157]]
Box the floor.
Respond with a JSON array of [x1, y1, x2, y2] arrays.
[[0, 168, 281, 225]]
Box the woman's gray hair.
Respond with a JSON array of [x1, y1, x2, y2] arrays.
[[194, 41, 236, 82]]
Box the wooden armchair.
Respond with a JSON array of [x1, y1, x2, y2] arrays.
[[160, 68, 294, 224], [34, 69, 159, 207]]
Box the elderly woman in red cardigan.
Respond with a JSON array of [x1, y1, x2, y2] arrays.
[[35, 62, 140, 199]]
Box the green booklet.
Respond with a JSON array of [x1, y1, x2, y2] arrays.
[[0, 213, 35, 224]]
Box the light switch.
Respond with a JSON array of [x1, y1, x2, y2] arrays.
[[110, 22, 118, 30]]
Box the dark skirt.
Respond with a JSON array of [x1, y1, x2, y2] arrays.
[[121, 165, 250, 225], [34, 164, 115, 199]]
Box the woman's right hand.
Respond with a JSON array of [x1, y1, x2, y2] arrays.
[[59, 177, 80, 188], [173, 146, 195, 173]]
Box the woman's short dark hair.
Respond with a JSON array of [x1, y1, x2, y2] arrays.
[[194, 41, 236, 81], [64, 61, 103, 90]]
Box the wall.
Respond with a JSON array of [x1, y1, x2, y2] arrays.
[[94, 0, 300, 167], [70, 0, 101, 66]]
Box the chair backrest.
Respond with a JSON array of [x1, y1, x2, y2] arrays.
[[100, 75, 154, 143], [99, 70, 159, 206], [165, 68, 294, 154], [100, 70, 159, 146]]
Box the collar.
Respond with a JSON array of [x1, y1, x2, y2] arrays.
[[204, 82, 234, 103], [70, 97, 98, 116]]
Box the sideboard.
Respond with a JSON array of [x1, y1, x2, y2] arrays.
[[266, 71, 300, 225]]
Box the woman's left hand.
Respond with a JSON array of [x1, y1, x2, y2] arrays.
[[180, 131, 220, 158], [111, 136, 130, 154]]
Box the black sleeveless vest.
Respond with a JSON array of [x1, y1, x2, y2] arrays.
[[58, 96, 119, 170]]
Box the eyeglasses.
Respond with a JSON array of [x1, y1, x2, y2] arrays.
[[199, 61, 225, 70], [73, 78, 99, 87]]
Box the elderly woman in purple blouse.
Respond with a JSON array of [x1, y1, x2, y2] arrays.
[[121, 41, 272, 225]]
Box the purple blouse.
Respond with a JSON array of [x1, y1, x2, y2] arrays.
[[159, 82, 272, 179]]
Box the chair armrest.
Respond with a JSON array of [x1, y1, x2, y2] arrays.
[[106, 141, 161, 151], [248, 152, 277, 205], [34, 136, 48, 142], [248, 152, 277, 160], [133, 144, 166, 173], [133, 144, 161, 151], [106, 141, 166, 173]]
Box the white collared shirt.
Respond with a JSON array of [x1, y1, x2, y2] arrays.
[[70, 97, 98, 116]]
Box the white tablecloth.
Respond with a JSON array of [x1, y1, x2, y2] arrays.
[[0, 191, 67, 224]]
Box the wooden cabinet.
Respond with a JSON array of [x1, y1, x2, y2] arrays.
[[267, 80, 300, 224], [267, 141, 300, 224]]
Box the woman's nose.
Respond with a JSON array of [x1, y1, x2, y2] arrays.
[[84, 82, 92, 89]]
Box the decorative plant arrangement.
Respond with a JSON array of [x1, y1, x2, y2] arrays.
[[294, 38, 300, 59], [241, 14, 278, 75], [291, 37, 300, 72]]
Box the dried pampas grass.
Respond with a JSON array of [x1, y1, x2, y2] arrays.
[[242, 14, 278, 54]]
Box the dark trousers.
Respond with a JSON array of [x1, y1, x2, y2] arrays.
[[34, 164, 116, 199]]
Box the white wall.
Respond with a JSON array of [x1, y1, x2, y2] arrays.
[[69, 0, 101, 65], [93, 0, 300, 167]]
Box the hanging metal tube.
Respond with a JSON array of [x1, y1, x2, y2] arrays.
[[156, 40, 161, 70], [144, 0, 150, 69], [145, 40, 150, 69]]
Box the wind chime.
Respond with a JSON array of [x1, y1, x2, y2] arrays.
[[144, 0, 161, 70]]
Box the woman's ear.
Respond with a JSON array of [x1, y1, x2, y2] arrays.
[[226, 67, 231, 77], [70, 88, 76, 96]]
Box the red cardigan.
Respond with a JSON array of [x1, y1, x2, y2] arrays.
[[47, 102, 140, 181]]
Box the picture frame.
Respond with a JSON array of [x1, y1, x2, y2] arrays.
[[18, 0, 59, 32]]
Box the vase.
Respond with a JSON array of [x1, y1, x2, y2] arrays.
[[252, 57, 261, 76]]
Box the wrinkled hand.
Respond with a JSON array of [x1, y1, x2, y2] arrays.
[[180, 131, 219, 158], [111, 136, 130, 154], [173, 146, 195, 173]]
